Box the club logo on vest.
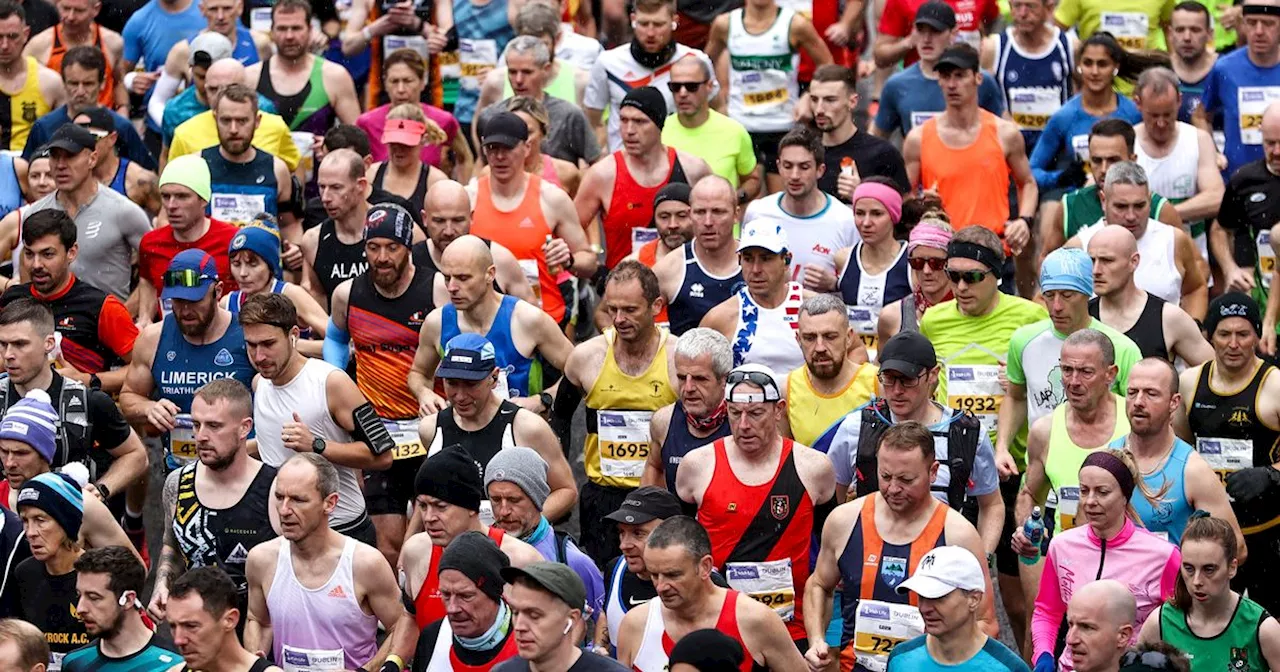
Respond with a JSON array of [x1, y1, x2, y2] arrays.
[[214, 348, 234, 366], [689, 283, 704, 298], [167, 351, 177, 362], [770, 495, 789, 520], [880, 556, 908, 588]]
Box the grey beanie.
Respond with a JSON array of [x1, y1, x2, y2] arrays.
[[484, 446, 551, 511]]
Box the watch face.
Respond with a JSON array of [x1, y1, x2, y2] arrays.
[[312, 438, 325, 453]]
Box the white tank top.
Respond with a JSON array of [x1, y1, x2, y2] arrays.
[[254, 358, 364, 526], [1137, 122, 1200, 204], [1078, 219, 1183, 306], [726, 7, 799, 132], [732, 281, 805, 374], [604, 558, 630, 647], [423, 618, 457, 672], [267, 537, 378, 670], [631, 597, 670, 672]]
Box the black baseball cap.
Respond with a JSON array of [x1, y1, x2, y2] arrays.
[[480, 112, 529, 148], [914, 0, 956, 30], [604, 486, 683, 525], [935, 44, 981, 73], [878, 332, 937, 378], [501, 562, 589, 610], [73, 107, 115, 135], [41, 124, 97, 154]]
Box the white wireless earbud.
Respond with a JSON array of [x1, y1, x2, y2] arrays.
[[671, 20, 678, 29], [1113, 69, 1120, 77], [291, 336, 298, 346], [563, 620, 573, 635], [631, 19, 637, 28]]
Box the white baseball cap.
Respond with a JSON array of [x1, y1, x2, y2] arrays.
[[737, 219, 789, 254], [895, 546, 985, 599]]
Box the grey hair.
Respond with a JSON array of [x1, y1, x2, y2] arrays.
[[1063, 328, 1116, 367], [1104, 161, 1149, 193], [504, 35, 551, 68], [1135, 67, 1180, 99], [799, 293, 847, 319], [285, 453, 340, 499], [514, 1, 561, 42], [674, 328, 733, 379], [646, 515, 712, 561]]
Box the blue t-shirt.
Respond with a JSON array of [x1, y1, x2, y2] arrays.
[[873, 64, 1007, 137], [887, 635, 1031, 671], [1029, 93, 1142, 190], [122, 0, 205, 129], [1201, 48, 1280, 177], [22, 106, 157, 170]]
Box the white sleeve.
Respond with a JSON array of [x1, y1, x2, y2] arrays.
[[147, 70, 184, 128]]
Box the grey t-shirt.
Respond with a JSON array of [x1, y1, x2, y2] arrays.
[[476, 95, 602, 166], [23, 187, 151, 299]]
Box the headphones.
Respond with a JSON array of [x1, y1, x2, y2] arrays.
[[1076, 66, 1121, 77], [290, 335, 298, 347], [118, 591, 143, 610], [563, 619, 574, 635]]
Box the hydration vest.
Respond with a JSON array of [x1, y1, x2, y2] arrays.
[[854, 399, 981, 511]]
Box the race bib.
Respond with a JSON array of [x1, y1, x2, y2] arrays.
[[250, 7, 273, 33], [281, 645, 345, 672], [1238, 87, 1280, 145], [291, 131, 316, 183], [743, 86, 788, 107], [1071, 133, 1090, 162], [1260, 229, 1275, 290], [851, 600, 924, 672], [458, 38, 497, 90], [385, 418, 427, 460], [632, 227, 658, 256], [725, 559, 795, 621], [438, 50, 461, 79], [517, 258, 543, 308], [1058, 485, 1080, 531], [210, 192, 267, 227], [910, 111, 940, 129], [945, 364, 1003, 435], [597, 409, 652, 479], [479, 499, 495, 527], [1008, 87, 1062, 131], [1101, 12, 1150, 48], [384, 34, 431, 59], [1196, 437, 1253, 482], [165, 414, 197, 471], [847, 305, 880, 358]]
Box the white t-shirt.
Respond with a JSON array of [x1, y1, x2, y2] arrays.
[[743, 192, 860, 282], [583, 42, 719, 151]]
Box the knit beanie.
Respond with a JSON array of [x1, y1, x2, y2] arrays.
[[483, 447, 550, 511], [17, 472, 84, 540], [438, 531, 509, 602], [415, 445, 484, 511], [228, 225, 283, 280], [0, 389, 58, 464]]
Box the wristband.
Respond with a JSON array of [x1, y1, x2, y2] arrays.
[[123, 71, 138, 90], [381, 654, 405, 672]]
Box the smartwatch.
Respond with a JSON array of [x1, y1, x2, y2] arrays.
[[94, 482, 111, 501], [312, 437, 327, 455], [539, 391, 554, 412]]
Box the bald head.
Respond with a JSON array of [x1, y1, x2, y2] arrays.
[[691, 174, 735, 207], [1073, 580, 1136, 626], [426, 180, 471, 216], [1089, 225, 1138, 257], [205, 58, 247, 105], [442, 234, 495, 272], [424, 180, 473, 250], [320, 148, 364, 181]]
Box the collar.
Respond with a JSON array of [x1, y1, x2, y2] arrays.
[[29, 274, 77, 302], [1084, 516, 1136, 546]]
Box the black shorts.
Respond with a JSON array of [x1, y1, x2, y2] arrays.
[[995, 477, 1022, 576], [334, 511, 378, 547], [364, 456, 424, 517], [750, 131, 789, 175]]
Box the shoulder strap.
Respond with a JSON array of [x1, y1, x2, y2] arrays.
[[724, 446, 807, 564], [944, 410, 982, 511], [855, 399, 892, 499]]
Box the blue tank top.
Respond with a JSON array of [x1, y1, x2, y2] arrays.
[[994, 27, 1072, 152], [1111, 435, 1195, 544], [151, 315, 256, 413], [109, 157, 129, 196], [660, 401, 731, 492], [228, 279, 288, 315], [0, 154, 20, 219], [233, 25, 260, 65], [837, 243, 912, 313], [201, 145, 279, 226], [452, 0, 515, 124], [1178, 72, 1223, 131], [669, 242, 744, 336], [440, 294, 536, 397]]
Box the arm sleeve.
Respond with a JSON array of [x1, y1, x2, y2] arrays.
[[1160, 546, 1182, 600], [967, 434, 1000, 496], [147, 70, 183, 128], [1030, 114, 1065, 190], [322, 318, 351, 369], [89, 391, 134, 451], [1031, 546, 1067, 661], [98, 296, 140, 359]]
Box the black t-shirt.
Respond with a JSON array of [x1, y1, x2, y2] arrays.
[[818, 132, 911, 197], [15, 560, 87, 659], [1217, 158, 1280, 268], [494, 652, 629, 671], [0, 507, 30, 619], [0, 374, 132, 476]]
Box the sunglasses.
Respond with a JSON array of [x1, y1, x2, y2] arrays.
[[667, 81, 705, 93], [726, 370, 778, 398], [1120, 651, 1174, 670], [163, 269, 215, 288], [945, 268, 992, 285], [909, 257, 946, 271]]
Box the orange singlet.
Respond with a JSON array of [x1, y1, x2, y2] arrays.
[[470, 174, 566, 323], [635, 239, 670, 327], [48, 24, 116, 107], [919, 111, 1010, 251]]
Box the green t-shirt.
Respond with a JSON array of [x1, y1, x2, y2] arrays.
[[920, 293, 1049, 464], [1006, 318, 1143, 430], [662, 110, 757, 188], [1061, 185, 1169, 239]]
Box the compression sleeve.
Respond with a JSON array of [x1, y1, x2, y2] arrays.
[[1031, 548, 1066, 662], [550, 382, 583, 456], [323, 318, 351, 369], [147, 70, 183, 127]]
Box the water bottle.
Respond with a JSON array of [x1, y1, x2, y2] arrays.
[[1021, 507, 1045, 566]]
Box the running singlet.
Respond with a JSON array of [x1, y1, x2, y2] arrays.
[[413, 527, 507, 628], [15, 559, 85, 671], [61, 636, 179, 672], [1111, 435, 1193, 543], [108, 157, 129, 196], [726, 7, 799, 133], [267, 537, 378, 670], [600, 147, 688, 269], [1159, 597, 1269, 671], [256, 56, 336, 136], [1077, 220, 1183, 306], [584, 329, 676, 490], [1088, 293, 1169, 360], [151, 315, 255, 468], [631, 591, 756, 672], [1137, 122, 1206, 244], [1188, 361, 1280, 493], [919, 112, 1010, 246], [470, 175, 566, 323], [202, 145, 279, 226], [1043, 395, 1130, 532], [47, 25, 116, 107], [228, 280, 289, 316], [838, 242, 911, 358], [426, 401, 520, 468], [314, 220, 368, 298], [0, 57, 52, 152], [418, 616, 519, 672], [836, 496, 947, 672], [172, 461, 278, 601], [372, 161, 429, 218], [698, 438, 814, 641], [439, 295, 537, 398], [348, 269, 433, 420], [993, 26, 1072, 150], [786, 365, 879, 447], [668, 242, 743, 336], [0, 153, 18, 217], [732, 281, 804, 373], [659, 401, 730, 493]]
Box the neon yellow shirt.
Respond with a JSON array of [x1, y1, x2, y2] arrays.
[[786, 362, 880, 447], [662, 110, 757, 188], [1054, 0, 1175, 51], [168, 110, 302, 171]]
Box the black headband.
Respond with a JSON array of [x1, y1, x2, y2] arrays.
[[946, 241, 1003, 277], [1081, 451, 1135, 502], [1243, 4, 1280, 17]]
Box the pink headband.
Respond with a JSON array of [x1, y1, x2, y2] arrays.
[[908, 221, 953, 253], [852, 182, 903, 223]]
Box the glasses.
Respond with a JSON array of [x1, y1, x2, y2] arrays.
[[877, 371, 925, 389], [1120, 651, 1174, 670], [163, 269, 215, 288], [909, 257, 946, 271], [667, 81, 705, 93], [945, 268, 992, 285]]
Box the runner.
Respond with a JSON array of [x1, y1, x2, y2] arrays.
[[875, 219, 953, 343], [742, 127, 859, 290], [1169, 2, 1218, 126], [1053, 0, 1173, 49], [627, 183, 692, 272], [501, 562, 621, 672], [786, 295, 878, 447], [1195, 0, 1280, 177], [802, 422, 997, 672], [366, 106, 448, 217], [302, 149, 371, 308], [151, 379, 278, 622], [0, 620, 50, 672], [166, 567, 283, 672], [980, 0, 1074, 155], [615, 516, 807, 671], [676, 363, 837, 645], [701, 221, 810, 374], [643, 328, 732, 492], [63, 546, 176, 672], [75, 109, 159, 219], [353, 50, 470, 172], [493, 96, 582, 196], [1087, 225, 1213, 363], [809, 64, 909, 197], [576, 87, 710, 271], [242, 454, 415, 671], [651, 176, 743, 337], [0, 1, 65, 152], [449, 0, 519, 149], [1214, 102, 1280, 310], [660, 57, 759, 197], [201, 84, 295, 230], [1060, 581, 1139, 672], [556, 261, 678, 566], [25, 0, 125, 111], [835, 180, 910, 357], [414, 334, 577, 522], [223, 224, 330, 355]]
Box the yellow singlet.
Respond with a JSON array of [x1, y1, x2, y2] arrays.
[[584, 328, 677, 490], [2, 57, 50, 152]]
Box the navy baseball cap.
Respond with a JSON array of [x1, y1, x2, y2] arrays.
[[436, 334, 498, 381], [162, 249, 219, 302]]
